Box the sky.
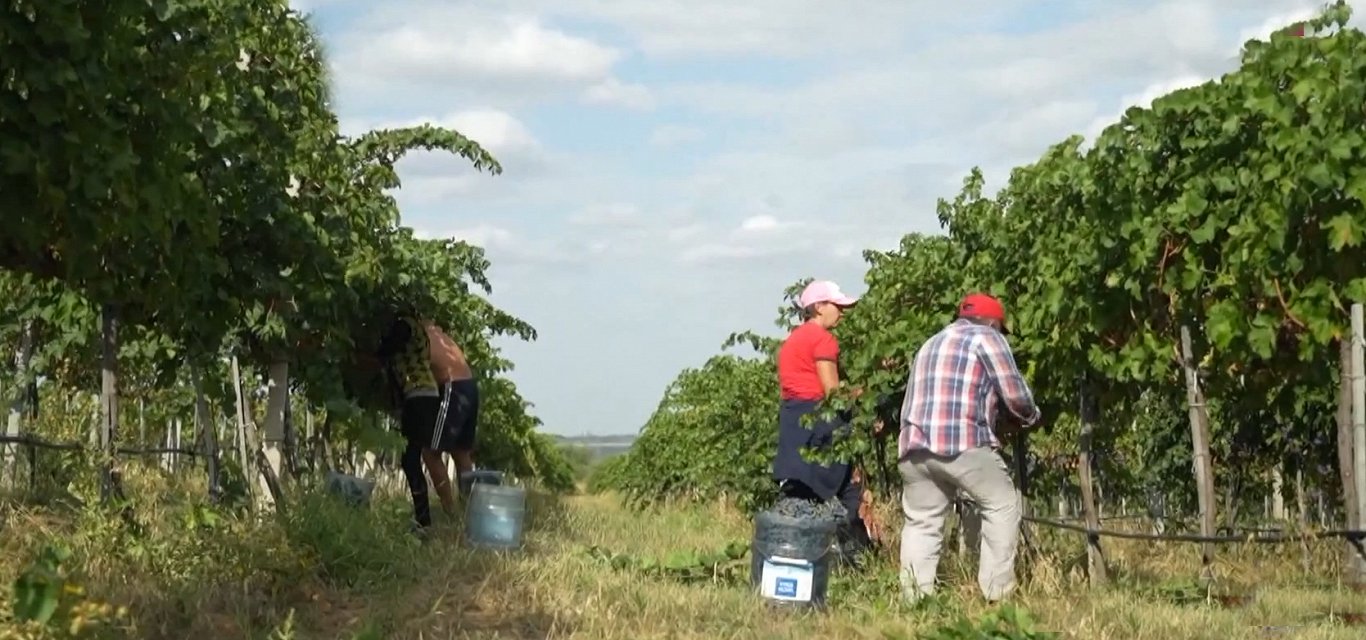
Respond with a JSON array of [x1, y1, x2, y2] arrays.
[[288, 0, 1343, 437]]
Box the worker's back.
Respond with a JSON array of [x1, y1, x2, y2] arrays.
[[425, 322, 473, 383]]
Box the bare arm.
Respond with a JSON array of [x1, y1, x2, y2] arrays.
[[816, 359, 840, 395], [812, 329, 842, 397]]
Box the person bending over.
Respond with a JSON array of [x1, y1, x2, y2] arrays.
[[376, 310, 445, 532], [423, 321, 482, 504]]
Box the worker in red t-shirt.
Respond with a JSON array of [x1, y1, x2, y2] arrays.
[[773, 280, 870, 559]]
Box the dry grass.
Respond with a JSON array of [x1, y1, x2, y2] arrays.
[[2, 466, 1365, 639]]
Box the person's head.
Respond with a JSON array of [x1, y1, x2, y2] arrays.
[[957, 292, 1007, 334], [375, 302, 418, 340], [798, 280, 859, 328]]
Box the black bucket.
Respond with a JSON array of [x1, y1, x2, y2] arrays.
[[750, 509, 836, 609]]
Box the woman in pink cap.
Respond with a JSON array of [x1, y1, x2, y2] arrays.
[[772, 279, 871, 563]]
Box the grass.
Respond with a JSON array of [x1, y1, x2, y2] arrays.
[[2, 464, 1365, 639]]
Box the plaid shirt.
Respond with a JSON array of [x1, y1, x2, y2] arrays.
[[898, 319, 1040, 458]]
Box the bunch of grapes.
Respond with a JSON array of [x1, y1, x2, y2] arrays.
[[770, 497, 846, 523]]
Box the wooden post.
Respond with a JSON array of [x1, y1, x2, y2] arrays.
[[3, 321, 34, 490], [1295, 467, 1312, 572], [192, 366, 221, 502], [230, 356, 256, 502], [231, 356, 283, 510], [88, 393, 99, 447], [137, 398, 146, 452], [233, 411, 245, 469], [99, 306, 120, 502], [1350, 305, 1366, 585], [1339, 338, 1356, 518], [173, 418, 183, 472], [1222, 481, 1238, 532], [1271, 463, 1286, 522], [262, 360, 288, 485], [162, 421, 173, 472], [303, 408, 314, 475], [1180, 325, 1217, 584], [1296, 468, 1308, 528], [1078, 379, 1107, 586], [316, 413, 333, 474]]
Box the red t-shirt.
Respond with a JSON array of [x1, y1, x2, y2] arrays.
[[777, 322, 839, 400]]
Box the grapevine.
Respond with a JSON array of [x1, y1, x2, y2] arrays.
[[597, 2, 1365, 522], [0, 0, 572, 497]]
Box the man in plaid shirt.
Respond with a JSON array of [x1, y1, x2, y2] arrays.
[[896, 293, 1040, 603]]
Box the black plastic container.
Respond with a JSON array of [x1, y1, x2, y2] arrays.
[[750, 509, 836, 609]]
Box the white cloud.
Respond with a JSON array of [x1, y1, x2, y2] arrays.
[[287, 0, 337, 13], [343, 108, 554, 206], [340, 14, 619, 85], [648, 124, 704, 147], [1076, 2, 1348, 148], [659, 0, 1311, 133], [635, 0, 1332, 244], [416, 222, 602, 269], [667, 224, 706, 243], [441, 109, 542, 155], [676, 214, 866, 266], [583, 78, 656, 109], [539, 0, 1026, 58], [434, 223, 515, 248], [326, 6, 644, 109], [570, 203, 642, 227], [1235, 4, 1321, 45], [973, 99, 1101, 157], [738, 215, 782, 233], [1081, 75, 1210, 144]]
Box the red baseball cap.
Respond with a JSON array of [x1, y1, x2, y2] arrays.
[[958, 293, 1007, 330]]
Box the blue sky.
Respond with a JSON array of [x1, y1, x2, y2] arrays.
[[291, 0, 1333, 437]]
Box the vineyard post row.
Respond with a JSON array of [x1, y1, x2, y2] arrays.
[[1015, 308, 1366, 588], [0, 331, 413, 513]]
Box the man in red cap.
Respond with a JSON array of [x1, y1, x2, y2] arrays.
[[895, 292, 1040, 604]]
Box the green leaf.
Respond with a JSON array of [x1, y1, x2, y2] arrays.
[[1207, 301, 1241, 351], [1305, 163, 1334, 188], [1189, 216, 1220, 244], [1247, 315, 1278, 360], [1323, 213, 1361, 251], [149, 0, 179, 21]]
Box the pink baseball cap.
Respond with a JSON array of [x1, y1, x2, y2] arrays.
[[799, 280, 859, 308]]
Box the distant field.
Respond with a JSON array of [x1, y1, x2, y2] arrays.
[[553, 433, 636, 462]]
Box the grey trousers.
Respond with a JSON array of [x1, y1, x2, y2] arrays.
[[898, 446, 1022, 602]]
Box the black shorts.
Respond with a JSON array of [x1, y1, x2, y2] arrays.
[[438, 379, 479, 452]]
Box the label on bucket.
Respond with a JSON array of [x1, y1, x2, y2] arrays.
[[760, 555, 814, 602]]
